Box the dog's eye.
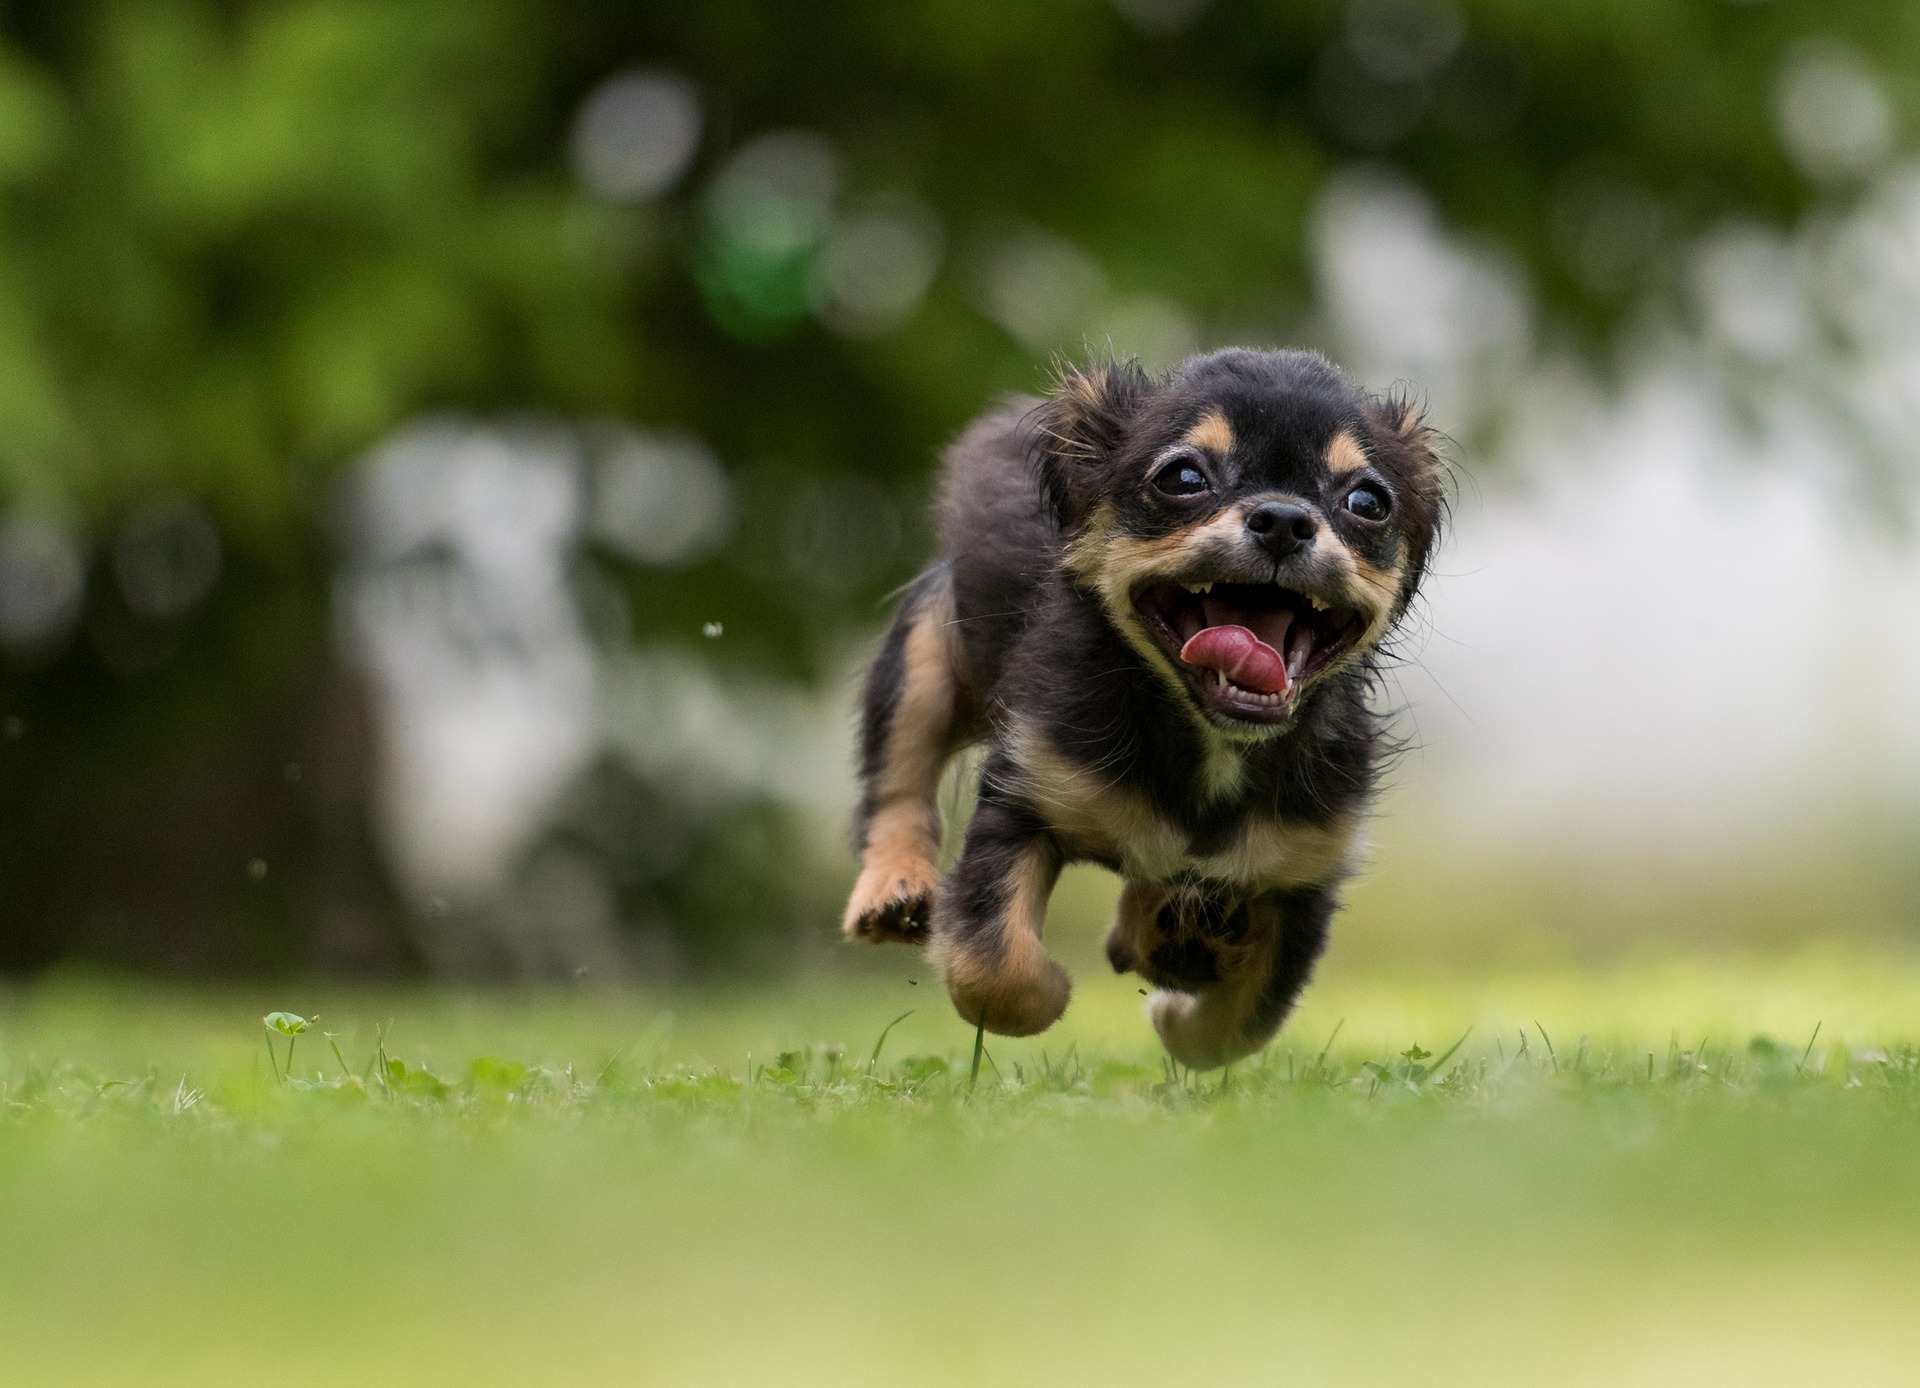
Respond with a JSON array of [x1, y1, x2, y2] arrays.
[[1152, 459, 1210, 497], [1344, 485, 1390, 522]]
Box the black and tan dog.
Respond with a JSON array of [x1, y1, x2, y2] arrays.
[[844, 348, 1442, 1068]]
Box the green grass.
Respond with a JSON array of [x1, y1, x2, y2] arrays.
[[6, 934, 1920, 1387]]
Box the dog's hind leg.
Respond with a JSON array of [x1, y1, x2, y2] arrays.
[[930, 755, 1070, 1037], [1104, 879, 1173, 976], [844, 566, 964, 943], [1149, 884, 1335, 1070]]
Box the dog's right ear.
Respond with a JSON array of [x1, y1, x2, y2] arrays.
[[1032, 359, 1151, 531]]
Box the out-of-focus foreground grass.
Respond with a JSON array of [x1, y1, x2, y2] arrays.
[[6, 914, 1920, 1387]]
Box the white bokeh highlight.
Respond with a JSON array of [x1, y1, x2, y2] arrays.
[[590, 429, 732, 568], [1775, 41, 1895, 184], [343, 421, 598, 911], [571, 69, 702, 202], [1311, 167, 1532, 426], [0, 512, 85, 657], [811, 196, 944, 338]]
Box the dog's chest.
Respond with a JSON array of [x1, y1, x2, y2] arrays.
[[1010, 728, 1358, 890]]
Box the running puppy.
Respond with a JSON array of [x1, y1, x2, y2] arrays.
[[844, 349, 1443, 1068]]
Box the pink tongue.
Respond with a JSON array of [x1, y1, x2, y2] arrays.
[[1178, 625, 1290, 696]]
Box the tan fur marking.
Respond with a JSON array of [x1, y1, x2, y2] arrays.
[[1054, 364, 1112, 429], [932, 844, 1070, 1036], [843, 802, 943, 939], [882, 600, 956, 802], [1009, 721, 1187, 879], [1306, 533, 1404, 658], [1012, 721, 1350, 892], [1385, 398, 1434, 444], [1068, 508, 1247, 722], [1326, 430, 1370, 476], [1150, 951, 1274, 1069], [1343, 538, 1409, 648], [1062, 502, 1120, 581], [1197, 813, 1362, 891], [1094, 511, 1244, 594], [843, 586, 959, 941], [1199, 740, 1245, 801], [1350, 555, 1403, 614], [1184, 409, 1234, 458]]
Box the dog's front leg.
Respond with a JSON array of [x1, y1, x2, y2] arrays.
[[1150, 884, 1335, 1070], [930, 764, 1070, 1037]]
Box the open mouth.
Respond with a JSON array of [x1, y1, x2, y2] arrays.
[[1137, 579, 1365, 723]]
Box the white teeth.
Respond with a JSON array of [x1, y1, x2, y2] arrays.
[[1209, 673, 1288, 708], [1286, 625, 1314, 678], [1183, 581, 1213, 594], [1308, 594, 1330, 612]]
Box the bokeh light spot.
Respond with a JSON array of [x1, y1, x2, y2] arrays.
[[1775, 41, 1895, 184], [696, 130, 841, 339], [810, 196, 944, 338], [571, 69, 703, 202], [590, 431, 733, 568], [976, 229, 1107, 351], [0, 513, 85, 660]]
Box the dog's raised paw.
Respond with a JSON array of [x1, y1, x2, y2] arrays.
[[1148, 988, 1261, 1071], [938, 941, 1071, 1037], [842, 862, 939, 943]]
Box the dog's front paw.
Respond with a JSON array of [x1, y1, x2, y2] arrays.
[[937, 936, 1071, 1037], [1149, 989, 1261, 1071], [842, 857, 940, 943]]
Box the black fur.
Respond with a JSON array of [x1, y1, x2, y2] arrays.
[[943, 765, 1060, 953], [1247, 885, 1338, 1042]]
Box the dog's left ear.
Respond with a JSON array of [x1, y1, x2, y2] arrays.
[[1033, 359, 1152, 531], [1364, 391, 1447, 577]]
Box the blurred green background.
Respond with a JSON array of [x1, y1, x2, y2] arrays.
[[1, 0, 1917, 981]]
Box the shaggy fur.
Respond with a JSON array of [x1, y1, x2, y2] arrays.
[[844, 348, 1443, 1068]]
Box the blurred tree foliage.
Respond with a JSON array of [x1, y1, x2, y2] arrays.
[[0, 0, 1911, 976]]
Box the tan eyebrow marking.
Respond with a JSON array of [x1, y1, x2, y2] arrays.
[[1183, 409, 1234, 458], [1326, 430, 1370, 476]]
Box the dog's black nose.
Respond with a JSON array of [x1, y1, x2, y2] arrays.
[[1244, 502, 1318, 560]]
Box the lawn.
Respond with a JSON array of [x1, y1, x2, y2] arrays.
[[5, 921, 1920, 1387]]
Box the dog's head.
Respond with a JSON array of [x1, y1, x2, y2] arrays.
[[1037, 348, 1443, 738]]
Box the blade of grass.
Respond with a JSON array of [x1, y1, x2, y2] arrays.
[[1313, 1019, 1345, 1073], [1534, 1021, 1558, 1073], [969, 1019, 986, 1090], [1798, 1021, 1823, 1074], [1427, 1026, 1473, 1076], [371, 1021, 392, 1092], [592, 1044, 631, 1090], [323, 1032, 351, 1080], [866, 1011, 915, 1075]]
